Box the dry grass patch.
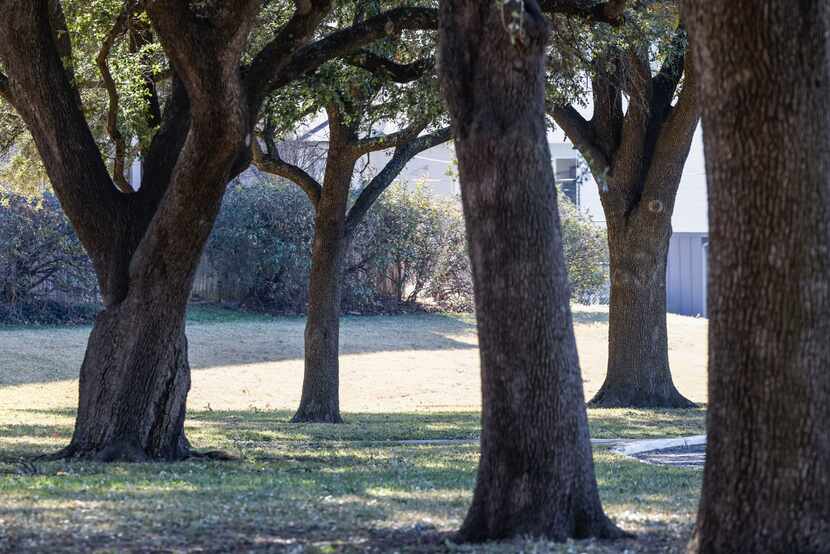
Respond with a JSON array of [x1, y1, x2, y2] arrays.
[[0, 305, 707, 413]]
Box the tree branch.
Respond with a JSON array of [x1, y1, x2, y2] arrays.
[[257, 7, 438, 99], [346, 51, 434, 83], [252, 135, 323, 207], [345, 126, 451, 233], [547, 103, 610, 175], [254, 117, 322, 206], [127, 0, 262, 292], [651, 26, 688, 114], [636, 54, 700, 223], [245, 0, 335, 109], [352, 116, 431, 156], [148, 0, 260, 109], [613, 48, 652, 181], [663, 53, 700, 140], [97, 1, 138, 194], [128, 13, 162, 131], [540, 0, 627, 24], [590, 53, 624, 156], [0, 0, 121, 282]]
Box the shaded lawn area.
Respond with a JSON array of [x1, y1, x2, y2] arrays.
[[0, 409, 704, 553], [0, 307, 708, 552]]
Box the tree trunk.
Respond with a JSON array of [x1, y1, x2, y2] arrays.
[[550, 41, 700, 410], [685, 1, 830, 551], [439, 0, 623, 542], [291, 152, 355, 424], [590, 213, 693, 408], [60, 296, 191, 461]]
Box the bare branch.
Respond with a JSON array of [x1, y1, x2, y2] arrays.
[[346, 51, 434, 83], [352, 117, 430, 156], [97, 1, 138, 194], [252, 7, 438, 102], [345, 126, 452, 233]]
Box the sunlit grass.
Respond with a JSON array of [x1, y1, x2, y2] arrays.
[[0, 408, 702, 553]]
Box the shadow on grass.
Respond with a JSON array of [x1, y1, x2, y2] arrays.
[[0, 312, 479, 387], [0, 405, 705, 552], [2, 408, 706, 461], [0, 433, 700, 553]]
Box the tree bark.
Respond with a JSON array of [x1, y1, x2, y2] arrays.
[[439, 0, 623, 542], [291, 150, 355, 424], [590, 211, 693, 407], [63, 297, 191, 461], [685, 1, 830, 551]]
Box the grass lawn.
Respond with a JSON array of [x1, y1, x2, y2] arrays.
[[0, 306, 708, 553]]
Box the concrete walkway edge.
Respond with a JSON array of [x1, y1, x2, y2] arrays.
[[612, 434, 706, 456]]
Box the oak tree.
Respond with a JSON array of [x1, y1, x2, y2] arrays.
[[547, 4, 699, 407], [254, 18, 449, 421]]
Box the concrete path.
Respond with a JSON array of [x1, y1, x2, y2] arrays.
[[612, 435, 707, 467]]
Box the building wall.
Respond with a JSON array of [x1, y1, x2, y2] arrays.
[[666, 232, 708, 317]]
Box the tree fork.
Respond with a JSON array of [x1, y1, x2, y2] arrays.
[[549, 37, 700, 409]]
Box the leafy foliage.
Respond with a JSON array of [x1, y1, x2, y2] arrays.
[[204, 177, 608, 314], [546, 2, 681, 109], [559, 193, 609, 303], [0, 191, 98, 323], [204, 178, 466, 313]]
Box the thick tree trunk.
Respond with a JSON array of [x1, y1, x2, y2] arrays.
[[291, 152, 355, 424], [439, 0, 623, 542], [60, 297, 191, 461], [686, 1, 830, 551], [590, 214, 693, 408]]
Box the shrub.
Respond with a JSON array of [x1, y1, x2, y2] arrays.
[[203, 179, 314, 313], [558, 194, 609, 304], [204, 179, 608, 314], [350, 183, 464, 311], [0, 191, 99, 324], [204, 179, 461, 314]]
